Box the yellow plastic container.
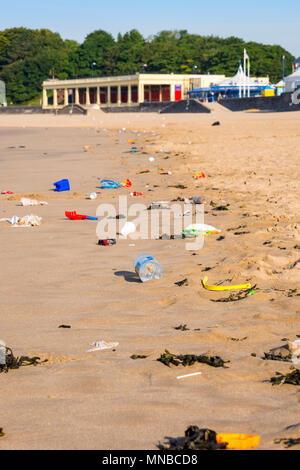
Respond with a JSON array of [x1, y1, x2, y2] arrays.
[[261, 89, 274, 97], [216, 433, 260, 450]]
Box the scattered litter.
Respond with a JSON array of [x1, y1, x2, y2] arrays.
[[213, 205, 229, 211], [192, 196, 203, 204], [159, 233, 185, 239], [157, 350, 229, 368], [174, 324, 189, 331], [177, 372, 202, 379], [202, 277, 252, 291], [88, 192, 97, 200], [210, 287, 255, 302], [100, 179, 122, 189], [262, 344, 292, 362], [53, 179, 70, 192], [216, 433, 260, 450], [0, 214, 42, 227], [271, 369, 300, 386], [130, 191, 144, 197], [174, 279, 189, 287], [274, 437, 300, 448], [120, 221, 136, 237], [183, 224, 221, 237], [230, 337, 248, 342], [20, 197, 48, 206], [195, 172, 206, 178], [121, 179, 132, 187], [158, 426, 228, 450], [130, 355, 148, 360], [1, 191, 14, 195], [98, 239, 116, 246], [87, 341, 119, 352], [135, 253, 163, 282], [0, 345, 47, 374], [65, 211, 98, 221]]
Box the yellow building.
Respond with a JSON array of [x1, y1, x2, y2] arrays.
[[42, 73, 226, 109]]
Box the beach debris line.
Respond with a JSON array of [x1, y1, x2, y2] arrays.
[[134, 254, 163, 282], [0, 346, 47, 374], [156, 350, 229, 368], [158, 426, 227, 450], [270, 369, 300, 386]]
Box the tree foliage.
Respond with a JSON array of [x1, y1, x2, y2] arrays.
[[0, 27, 294, 104]]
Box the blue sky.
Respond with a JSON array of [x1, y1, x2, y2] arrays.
[[1, 0, 299, 56]]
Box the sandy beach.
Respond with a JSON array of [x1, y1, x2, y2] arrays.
[[0, 108, 299, 450]]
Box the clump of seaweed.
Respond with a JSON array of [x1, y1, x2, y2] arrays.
[[270, 369, 300, 386], [0, 428, 5, 438], [158, 425, 227, 450], [174, 324, 189, 331], [262, 344, 292, 362], [157, 350, 229, 368], [0, 346, 48, 374], [130, 355, 148, 360], [274, 437, 300, 448]]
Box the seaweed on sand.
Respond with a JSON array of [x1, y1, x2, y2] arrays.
[[0, 428, 5, 437], [210, 286, 256, 303], [270, 369, 300, 386], [274, 437, 300, 448], [158, 425, 227, 450], [157, 350, 229, 368], [0, 346, 48, 374]]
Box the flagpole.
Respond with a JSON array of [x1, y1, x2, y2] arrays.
[[243, 49, 246, 98], [247, 55, 250, 97]]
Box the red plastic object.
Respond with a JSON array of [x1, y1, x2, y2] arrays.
[[130, 192, 144, 196], [195, 172, 206, 178], [65, 211, 87, 220], [1, 191, 14, 194], [121, 179, 132, 187]]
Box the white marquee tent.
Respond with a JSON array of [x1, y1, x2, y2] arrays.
[[284, 68, 300, 93]]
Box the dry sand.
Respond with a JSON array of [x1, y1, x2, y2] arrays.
[[0, 108, 299, 450]]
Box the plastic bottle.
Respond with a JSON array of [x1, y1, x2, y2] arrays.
[[134, 254, 163, 283]]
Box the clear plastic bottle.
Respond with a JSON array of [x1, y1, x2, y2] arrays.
[[134, 253, 163, 282]]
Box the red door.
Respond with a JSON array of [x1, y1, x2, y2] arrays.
[[175, 85, 182, 101]]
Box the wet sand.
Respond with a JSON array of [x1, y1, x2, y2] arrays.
[[0, 109, 299, 449]]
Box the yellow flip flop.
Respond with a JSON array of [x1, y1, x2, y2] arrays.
[[202, 276, 251, 291]]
